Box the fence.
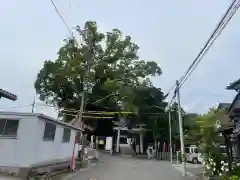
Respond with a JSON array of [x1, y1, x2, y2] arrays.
[[155, 142, 179, 161]]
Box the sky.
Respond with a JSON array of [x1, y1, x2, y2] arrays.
[[0, 0, 239, 118]]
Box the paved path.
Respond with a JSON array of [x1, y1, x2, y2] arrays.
[[64, 154, 192, 180], [173, 163, 203, 177]]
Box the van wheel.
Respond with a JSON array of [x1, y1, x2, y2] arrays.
[[192, 158, 198, 164]]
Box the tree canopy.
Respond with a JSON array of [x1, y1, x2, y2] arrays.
[[184, 108, 225, 148], [34, 20, 171, 139], [35, 21, 162, 121]]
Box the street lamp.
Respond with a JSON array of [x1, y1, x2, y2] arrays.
[[0, 89, 17, 101]]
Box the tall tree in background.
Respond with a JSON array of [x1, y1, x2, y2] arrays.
[[131, 87, 168, 143], [184, 108, 226, 158], [34, 21, 162, 122]]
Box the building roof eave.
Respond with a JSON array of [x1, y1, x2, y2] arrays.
[[228, 91, 240, 115], [226, 79, 240, 90], [0, 111, 84, 132], [217, 103, 231, 110]]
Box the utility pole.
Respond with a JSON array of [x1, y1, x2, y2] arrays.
[[77, 31, 93, 160], [31, 96, 36, 113], [176, 80, 186, 176], [168, 110, 173, 164], [79, 92, 85, 129]]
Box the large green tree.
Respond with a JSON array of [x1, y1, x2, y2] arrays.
[[184, 108, 226, 155], [131, 87, 168, 142], [35, 21, 162, 122]]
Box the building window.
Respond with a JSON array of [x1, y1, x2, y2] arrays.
[[62, 128, 71, 143], [0, 119, 19, 137], [43, 122, 56, 141]]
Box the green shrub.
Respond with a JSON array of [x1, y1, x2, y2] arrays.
[[220, 167, 240, 180], [231, 167, 240, 177], [220, 175, 240, 180]]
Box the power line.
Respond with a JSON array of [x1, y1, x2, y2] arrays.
[[165, 0, 240, 97], [178, 0, 239, 87], [90, 92, 118, 105], [35, 102, 166, 115], [50, 0, 73, 37], [180, 0, 240, 88]]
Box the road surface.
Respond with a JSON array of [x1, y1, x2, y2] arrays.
[[173, 162, 203, 177], [64, 153, 192, 180]]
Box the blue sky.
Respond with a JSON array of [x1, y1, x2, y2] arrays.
[[0, 0, 239, 117]]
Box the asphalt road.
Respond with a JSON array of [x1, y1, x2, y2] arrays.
[[173, 162, 203, 177], [64, 153, 193, 180]]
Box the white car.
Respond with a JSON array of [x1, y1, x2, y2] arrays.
[[185, 146, 202, 164]]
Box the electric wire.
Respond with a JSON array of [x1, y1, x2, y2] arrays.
[[165, 0, 239, 98], [179, 0, 240, 88], [50, 0, 73, 37], [178, 0, 239, 86]]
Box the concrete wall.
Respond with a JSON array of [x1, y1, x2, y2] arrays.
[[33, 117, 78, 165], [0, 114, 78, 168], [0, 113, 37, 167]]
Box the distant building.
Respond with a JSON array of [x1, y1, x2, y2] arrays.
[[0, 111, 83, 177], [218, 78, 240, 169]]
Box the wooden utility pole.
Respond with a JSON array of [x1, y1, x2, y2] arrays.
[[168, 110, 173, 164], [77, 30, 93, 160], [176, 80, 186, 176]]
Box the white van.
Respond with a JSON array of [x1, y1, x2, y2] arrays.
[[185, 145, 203, 164]]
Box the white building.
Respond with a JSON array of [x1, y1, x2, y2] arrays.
[[0, 111, 83, 177]]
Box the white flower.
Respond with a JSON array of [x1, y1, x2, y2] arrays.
[[213, 168, 216, 171], [206, 164, 211, 169], [202, 161, 206, 165], [224, 162, 228, 166], [237, 163, 240, 166], [221, 166, 224, 171], [225, 168, 229, 172], [221, 161, 224, 164], [219, 173, 223, 176], [213, 162, 216, 166]]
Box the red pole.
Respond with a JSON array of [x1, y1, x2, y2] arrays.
[[71, 136, 77, 171], [163, 142, 166, 153]]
